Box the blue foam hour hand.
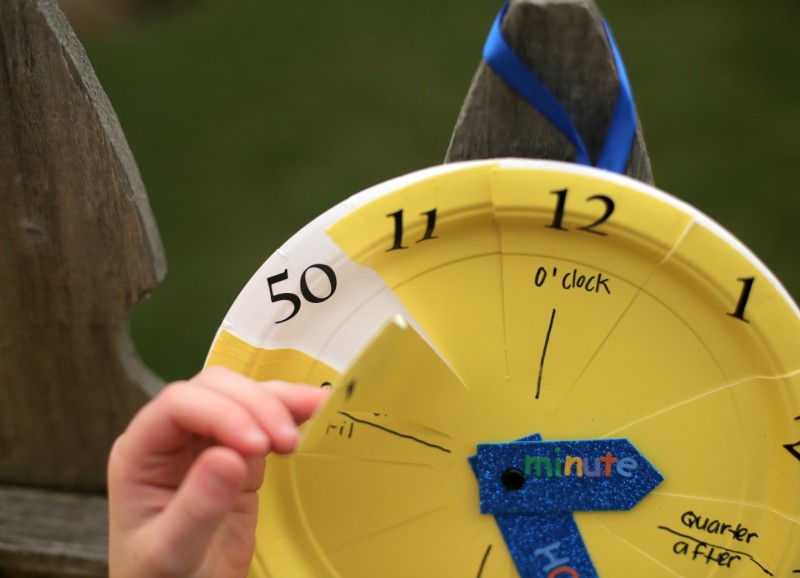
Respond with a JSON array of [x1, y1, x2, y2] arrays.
[[475, 438, 663, 514], [493, 513, 598, 578], [470, 434, 604, 577]]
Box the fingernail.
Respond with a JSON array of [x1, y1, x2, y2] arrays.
[[205, 464, 240, 493], [281, 426, 300, 450], [243, 428, 268, 449]]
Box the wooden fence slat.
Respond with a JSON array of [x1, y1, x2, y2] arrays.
[[0, 0, 165, 493], [0, 1, 164, 573], [0, 486, 107, 577], [445, 0, 654, 185]]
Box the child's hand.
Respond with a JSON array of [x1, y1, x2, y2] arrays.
[[108, 366, 328, 578]]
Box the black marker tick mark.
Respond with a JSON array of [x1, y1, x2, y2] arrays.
[[345, 379, 356, 400], [536, 309, 557, 399], [476, 544, 492, 578], [784, 441, 800, 462], [338, 411, 451, 453]]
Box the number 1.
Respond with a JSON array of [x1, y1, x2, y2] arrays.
[[728, 277, 755, 322]]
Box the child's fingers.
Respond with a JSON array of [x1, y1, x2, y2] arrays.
[[121, 382, 271, 464], [112, 367, 329, 493], [259, 379, 331, 424], [242, 454, 267, 492], [192, 366, 329, 454], [141, 446, 248, 576]]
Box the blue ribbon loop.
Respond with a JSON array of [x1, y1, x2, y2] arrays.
[[483, 2, 637, 174]]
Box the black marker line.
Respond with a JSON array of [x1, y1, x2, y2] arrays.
[[338, 411, 451, 454], [476, 544, 492, 578], [536, 308, 557, 399], [657, 526, 773, 576], [785, 441, 800, 462], [345, 379, 356, 400]]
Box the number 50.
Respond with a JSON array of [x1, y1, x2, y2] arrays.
[[267, 264, 338, 324]]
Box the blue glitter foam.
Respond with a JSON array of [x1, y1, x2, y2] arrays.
[[476, 438, 663, 513], [469, 434, 663, 577], [494, 512, 598, 578]]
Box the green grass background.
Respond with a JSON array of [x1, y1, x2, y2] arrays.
[[79, 0, 800, 382]]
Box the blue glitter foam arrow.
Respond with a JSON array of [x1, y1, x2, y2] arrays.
[[491, 512, 597, 578], [475, 438, 663, 513], [470, 434, 599, 578], [470, 436, 662, 577]]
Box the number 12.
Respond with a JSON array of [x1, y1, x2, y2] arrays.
[[547, 189, 615, 236]]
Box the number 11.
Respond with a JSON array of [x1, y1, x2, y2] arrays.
[[387, 208, 438, 251]]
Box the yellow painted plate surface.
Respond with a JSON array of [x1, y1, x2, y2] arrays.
[[206, 160, 800, 577]]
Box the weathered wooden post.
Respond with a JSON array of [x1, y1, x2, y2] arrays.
[[447, 0, 653, 185], [0, 0, 648, 575], [0, 0, 165, 575]]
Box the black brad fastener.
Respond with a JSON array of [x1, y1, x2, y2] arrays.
[[501, 468, 526, 490]]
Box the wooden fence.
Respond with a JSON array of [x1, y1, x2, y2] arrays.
[[0, 0, 649, 575]]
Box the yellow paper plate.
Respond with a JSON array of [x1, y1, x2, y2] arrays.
[[206, 160, 800, 577]]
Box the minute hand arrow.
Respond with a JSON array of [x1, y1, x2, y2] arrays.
[[475, 438, 663, 514]]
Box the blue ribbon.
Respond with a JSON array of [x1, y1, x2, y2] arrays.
[[483, 2, 637, 173]]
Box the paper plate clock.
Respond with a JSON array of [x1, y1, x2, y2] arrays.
[[205, 159, 800, 577]]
